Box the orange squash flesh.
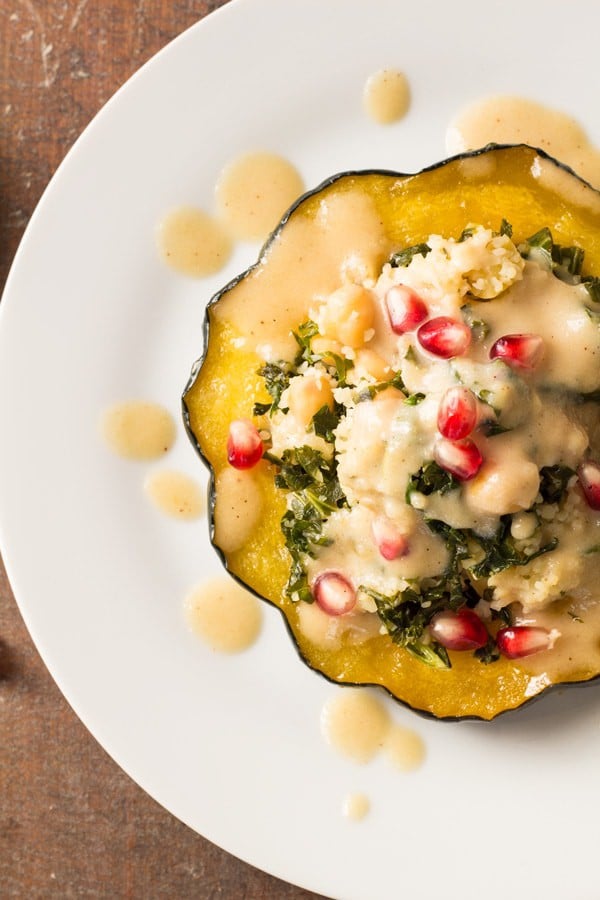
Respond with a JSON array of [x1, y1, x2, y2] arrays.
[[183, 145, 600, 720]]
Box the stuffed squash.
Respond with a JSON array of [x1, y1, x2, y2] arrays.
[[183, 144, 600, 719]]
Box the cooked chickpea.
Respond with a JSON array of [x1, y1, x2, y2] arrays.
[[288, 372, 334, 425], [311, 336, 343, 363], [354, 348, 392, 382], [320, 284, 376, 348], [464, 459, 540, 516]]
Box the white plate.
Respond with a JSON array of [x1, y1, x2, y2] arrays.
[[2, 1, 600, 897]]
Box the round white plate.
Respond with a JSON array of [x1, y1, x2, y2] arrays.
[[2, 1, 600, 897]]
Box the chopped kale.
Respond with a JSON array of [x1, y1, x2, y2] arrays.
[[406, 461, 461, 502], [311, 404, 340, 443], [361, 586, 452, 669], [404, 392, 426, 406], [539, 465, 575, 504], [390, 242, 431, 267], [268, 446, 347, 601], [257, 360, 293, 414]]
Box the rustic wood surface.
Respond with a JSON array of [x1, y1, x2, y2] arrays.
[[0, 2, 326, 897]]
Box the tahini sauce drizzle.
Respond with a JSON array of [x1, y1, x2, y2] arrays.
[[343, 793, 370, 821], [446, 95, 600, 189], [321, 690, 425, 770], [184, 576, 262, 653], [157, 206, 232, 277], [215, 152, 304, 242], [102, 402, 176, 460], [144, 469, 204, 520], [363, 69, 410, 125]]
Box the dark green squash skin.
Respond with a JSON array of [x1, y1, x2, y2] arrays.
[[182, 144, 600, 722]]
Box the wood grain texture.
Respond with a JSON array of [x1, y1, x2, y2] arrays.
[[0, 2, 327, 897]]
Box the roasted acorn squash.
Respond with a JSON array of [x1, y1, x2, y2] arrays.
[[183, 144, 600, 720]]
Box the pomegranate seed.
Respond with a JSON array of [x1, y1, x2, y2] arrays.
[[226, 419, 263, 469], [434, 438, 483, 481], [312, 572, 356, 616], [429, 608, 489, 651], [437, 387, 478, 440], [384, 285, 428, 334], [417, 316, 471, 358], [371, 516, 409, 561], [496, 626, 553, 659], [489, 333, 544, 369], [578, 460, 600, 510]]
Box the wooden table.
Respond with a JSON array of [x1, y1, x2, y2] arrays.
[[0, 2, 324, 896]]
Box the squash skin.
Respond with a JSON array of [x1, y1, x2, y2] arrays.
[[182, 144, 600, 721]]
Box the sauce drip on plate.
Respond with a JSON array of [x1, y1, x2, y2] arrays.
[[157, 206, 232, 276], [184, 576, 262, 653], [144, 469, 204, 520], [102, 402, 176, 460], [446, 95, 600, 189], [215, 151, 304, 242], [363, 69, 410, 124]]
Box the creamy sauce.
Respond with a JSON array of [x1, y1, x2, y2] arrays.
[[215, 187, 394, 359], [446, 95, 600, 190], [157, 206, 232, 277], [102, 402, 176, 460], [144, 469, 204, 520], [384, 725, 426, 772], [321, 690, 425, 773], [321, 690, 390, 763], [363, 69, 410, 124], [215, 152, 305, 242], [184, 576, 262, 653], [213, 467, 263, 554], [343, 793, 370, 821]]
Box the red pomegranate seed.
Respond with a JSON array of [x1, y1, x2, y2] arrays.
[[371, 516, 409, 561], [417, 316, 471, 358], [312, 572, 356, 616], [437, 387, 478, 440], [384, 285, 428, 334], [226, 419, 263, 469], [496, 626, 553, 659], [429, 608, 489, 651], [489, 333, 544, 369], [434, 438, 483, 481], [578, 460, 600, 510]]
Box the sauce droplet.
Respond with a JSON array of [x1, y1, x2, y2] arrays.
[[321, 690, 391, 764], [384, 724, 426, 772], [102, 402, 176, 460], [363, 69, 410, 124], [157, 206, 232, 277], [446, 95, 600, 190], [342, 793, 370, 821], [321, 690, 426, 773], [184, 576, 262, 653], [215, 151, 304, 241], [144, 469, 204, 520]]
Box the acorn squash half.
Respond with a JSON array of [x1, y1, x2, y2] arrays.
[[183, 144, 600, 720]]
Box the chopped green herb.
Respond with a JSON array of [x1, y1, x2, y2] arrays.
[[568, 610, 584, 623], [404, 392, 426, 406], [311, 404, 340, 443], [390, 243, 431, 267], [406, 461, 461, 502]]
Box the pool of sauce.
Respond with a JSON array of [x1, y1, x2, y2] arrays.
[[102, 402, 176, 460], [363, 69, 410, 124], [157, 206, 232, 277], [215, 151, 304, 242], [446, 95, 600, 189], [144, 469, 204, 520], [184, 576, 262, 653]]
